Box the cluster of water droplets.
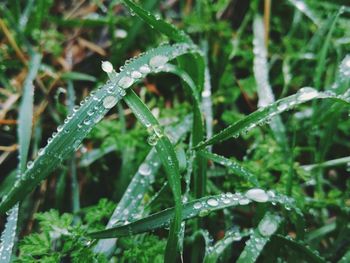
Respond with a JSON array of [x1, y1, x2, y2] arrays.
[[0, 205, 18, 261], [147, 125, 164, 146]]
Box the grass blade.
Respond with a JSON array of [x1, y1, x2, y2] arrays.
[[0, 43, 200, 214], [122, 90, 182, 262], [88, 189, 299, 239], [121, 0, 192, 44], [94, 116, 192, 255], [271, 235, 326, 263], [237, 212, 282, 263], [194, 89, 350, 150], [0, 53, 41, 262], [198, 150, 259, 186], [204, 229, 250, 263]]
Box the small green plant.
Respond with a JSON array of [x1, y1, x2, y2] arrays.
[[0, 0, 350, 262]]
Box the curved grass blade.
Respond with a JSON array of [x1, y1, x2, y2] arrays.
[[237, 212, 282, 263], [88, 189, 300, 239], [287, 0, 321, 26], [271, 235, 326, 263], [0, 43, 200, 215], [339, 250, 350, 263], [121, 0, 192, 44], [123, 90, 182, 262], [0, 53, 41, 262], [194, 88, 350, 150], [198, 150, 258, 186], [94, 116, 192, 255], [204, 229, 250, 263], [302, 156, 350, 171]]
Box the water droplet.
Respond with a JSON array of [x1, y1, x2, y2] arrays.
[[147, 134, 158, 146], [258, 217, 278, 236], [138, 163, 151, 176], [101, 61, 114, 73], [245, 188, 269, 202], [57, 125, 63, 132], [131, 71, 142, 79], [239, 198, 250, 205], [38, 148, 45, 156], [27, 161, 34, 169], [103, 96, 118, 109], [118, 76, 134, 89], [339, 55, 350, 78], [149, 55, 168, 68], [297, 87, 319, 101], [193, 202, 202, 209], [139, 65, 151, 74], [207, 198, 219, 207], [73, 140, 82, 150], [277, 103, 288, 112], [199, 209, 210, 217], [83, 119, 91, 125]]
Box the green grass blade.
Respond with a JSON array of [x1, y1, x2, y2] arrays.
[[271, 235, 326, 263], [0, 53, 41, 263], [237, 212, 282, 263], [204, 229, 250, 263], [287, 0, 321, 26], [88, 189, 299, 239], [194, 89, 350, 150], [94, 116, 192, 255], [198, 150, 258, 186], [18, 53, 41, 172], [253, 15, 289, 155], [0, 43, 199, 215], [123, 90, 182, 262], [339, 250, 350, 263], [121, 0, 192, 44]]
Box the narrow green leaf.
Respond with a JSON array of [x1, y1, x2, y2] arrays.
[[198, 150, 259, 186], [121, 0, 192, 44], [123, 90, 182, 262], [271, 235, 326, 263], [237, 212, 282, 263], [194, 89, 350, 150], [0, 43, 200, 215], [94, 116, 192, 255], [0, 53, 41, 263], [61, 72, 97, 82], [88, 189, 299, 239], [204, 229, 250, 263]]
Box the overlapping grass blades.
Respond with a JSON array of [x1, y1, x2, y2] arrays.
[[194, 89, 350, 149], [0, 53, 41, 262], [237, 213, 282, 263], [88, 190, 300, 239], [122, 90, 183, 260], [94, 116, 192, 255], [0, 43, 200, 215]]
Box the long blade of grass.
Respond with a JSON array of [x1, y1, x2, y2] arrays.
[[94, 116, 192, 255], [194, 89, 350, 150], [0, 53, 41, 262], [198, 150, 259, 186], [121, 0, 192, 44], [204, 229, 250, 263], [271, 235, 326, 263], [287, 0, 321, 26], [88, 189, 300, 238], [253, 15, 289, 156], [0, 43, 200, 214], [122, 90, 182, 261], [236, 212, 282, 263]]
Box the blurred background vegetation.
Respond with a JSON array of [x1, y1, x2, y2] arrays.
[[0, 0, 350, 262]]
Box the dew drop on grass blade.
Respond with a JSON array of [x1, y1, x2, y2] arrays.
[[0, 43, 201, 215], [236, 212, 282, 263], [94, 116, 192, 256], [88, 190, 301, 239]]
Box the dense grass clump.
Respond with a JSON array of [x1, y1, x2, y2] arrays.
[[0, 0, 350, 262]]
